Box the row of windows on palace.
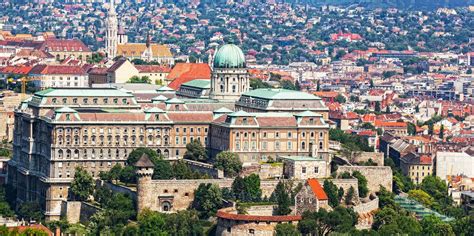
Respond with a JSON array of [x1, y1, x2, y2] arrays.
[[51, 97, 130, 105], [234, 131, 326, 139], [56, 148, 174, 160], [234, 140, 325, 151], [56, 127, 209, 135], [55, 131, 324, 146], [56, 127, 325, 139], [56, 135, 208, 147]]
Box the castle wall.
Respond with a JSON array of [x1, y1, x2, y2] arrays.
[[336, 166, 392, 193], [352, 152, 384, 166], [138, 179, 281, 213], [183, 159, 224, 179]]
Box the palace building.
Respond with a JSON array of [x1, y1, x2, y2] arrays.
[[8, 43, 330, 221]]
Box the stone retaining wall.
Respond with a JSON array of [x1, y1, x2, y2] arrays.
[[183, 159, 224, 179], [336, 166, 392, 193]]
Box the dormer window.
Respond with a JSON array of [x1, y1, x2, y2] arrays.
[[83, 98, 88, 104], [242, 118, 248, 125], [52, 98, 57, 104], [122, 98, 127, 104], [73, 98, 78, 104], [103, 98, 108, 104], [93, 98, 98, 104], [309, 118, 314, 124], [62, 98, 67, 104], [65, 114, 71, 121]]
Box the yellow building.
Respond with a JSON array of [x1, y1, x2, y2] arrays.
[[400, 153, 433, 185]]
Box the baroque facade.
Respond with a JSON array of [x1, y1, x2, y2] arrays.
[[8, 44, 331, 221]]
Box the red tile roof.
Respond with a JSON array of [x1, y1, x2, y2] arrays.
[[40, 38, 91, 52], [0, 66, 33, 75], [8, 224, 53, 236], [167, 63, 211, 90], [30, 65, 86, 75], [256, 117, 297, 127], [135, 65, 172, 73], [374, 120, 407, 128], [307, 178, 328, 200]]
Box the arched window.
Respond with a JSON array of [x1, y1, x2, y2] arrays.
[[164, 149, 169, 158], [161, 201, 171, 212], [58, 149, 63, 159], [302, 142, 306, 150], [74, 150, 79, 159]]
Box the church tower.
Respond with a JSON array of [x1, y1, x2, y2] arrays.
[[117, 20, 128, 44], [105, 0, 118, 59], [210, 44, 249, 101]]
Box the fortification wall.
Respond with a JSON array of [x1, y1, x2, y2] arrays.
[[353, 152, 384, 166], [61, 201, 100, 224], [183, 159, 224, 179], [139, 179, 282, 213], [337, 166, 392, 193]]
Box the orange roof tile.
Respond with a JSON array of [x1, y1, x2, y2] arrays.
[[307, 178, 328, 200], [167, 63, 211, 90]]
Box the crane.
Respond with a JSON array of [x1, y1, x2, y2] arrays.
[[20, 76, 35, 94]]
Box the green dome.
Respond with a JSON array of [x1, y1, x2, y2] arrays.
[[213, 44, 246, 68]]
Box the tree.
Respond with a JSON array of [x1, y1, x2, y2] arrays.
[[408, 189, 435, 208], [243, 174, 262, 202], [298, 207, 357, 235], [127, 75, 151, 84], [183, 140, 207, 161], [352, 171, 368, 198], [345, 186, 355, 205], [274, 181, 291, 215], [250, 78, 272, 89], [275, 223, 299, 236], [335, 94, 346, 103], [374, 101, 381, 113], [0, 185, 14, 217], [70, 167, 94, 201], [18, 201, 43, 222], [407, 122, 416, 135], [349, 95, 359, 102], [439, 124, 444, 139], [280, 79, 297, 90], [104, 164, 123, 183], [214, 151, 242, 177], [323, 180, 341, 207], [163, 210, 204, 235], [192, 183, 223, 218], [421, 215, 455, 236], [137, 209, 167, 235], [153, 159, 174, 180], [126, 147, 159, 166], [231, 175, 262, 202], [120, 165, 137, 184]]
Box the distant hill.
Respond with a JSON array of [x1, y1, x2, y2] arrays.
[[283, 0, 474, 10]]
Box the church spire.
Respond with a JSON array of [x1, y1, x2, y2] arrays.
[[105, 0, 118, 59]]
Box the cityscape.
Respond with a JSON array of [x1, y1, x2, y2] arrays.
[[0, 0, 473, 235]]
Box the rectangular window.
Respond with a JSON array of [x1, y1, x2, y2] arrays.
[[314, 166, 319, 173], [287, 141, 292, 150], [302, 167, 306, 174], [176, 137, 179, 144], [183, 137, 187, 144], [262, 141, 267, 150]]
